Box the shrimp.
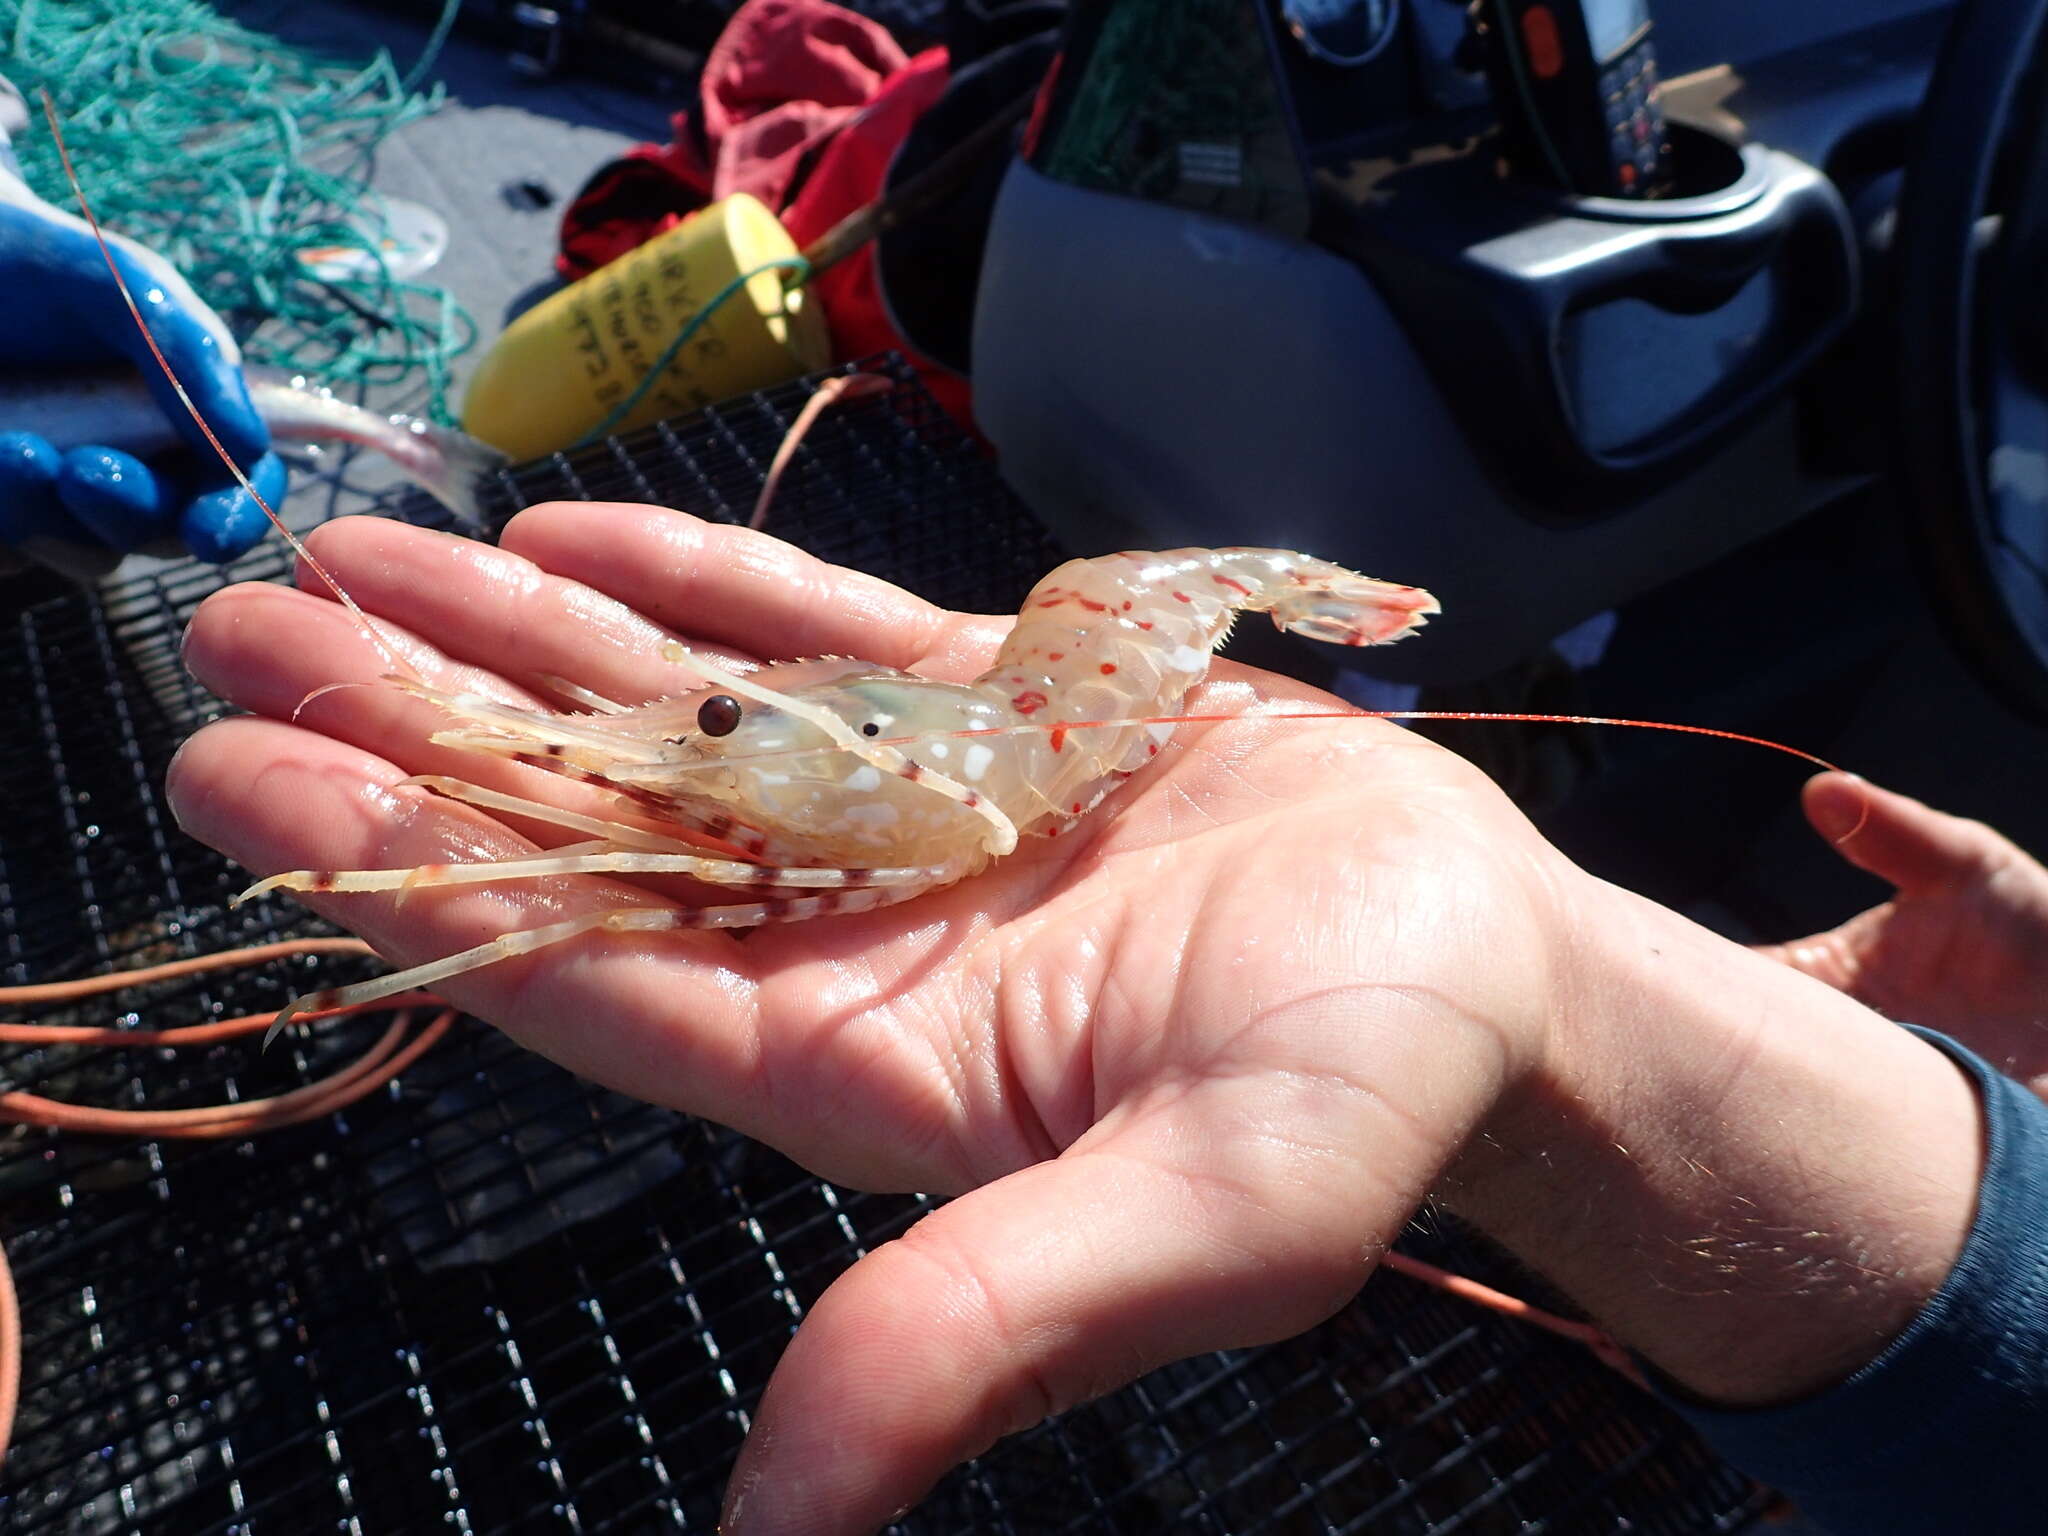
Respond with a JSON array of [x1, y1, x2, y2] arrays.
[[244, 550, 1441, 1035]]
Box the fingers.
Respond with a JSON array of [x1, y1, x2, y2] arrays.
[[182, 578, 645, 840], [1758, 772, 2028, 989], [281, 509, 1009, 703], [46, 445, 283, 563], [0, 434, 67, 538], [0, 433, 280, 566], [288, 516, 752, 705], [24, 201, 274, 543], [56, 445, 177, 549], [180, 451, 288, 562], [165, 715, 768, 1110], [1802, 772, 2016, 892], [0, 431, 119, 578], [722, 1081, 1451, 1536], [93, 241, 271, 473], [187, 572, 533, 726], [498, 501, 1009, 678]]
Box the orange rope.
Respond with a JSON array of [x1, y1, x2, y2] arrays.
[[0, 989, 437, 1045], [749, 373, 894, 531], [1380, 1251, 1650, 1388], [0, 936, 373, 1004], [0, 1010, 455, 1136], [0, 941, 457, 1467]]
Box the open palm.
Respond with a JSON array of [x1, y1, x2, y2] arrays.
[[168, 506, 1576, 1535]]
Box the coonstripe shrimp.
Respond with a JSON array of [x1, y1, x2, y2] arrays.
[[244, 549, 1440, 1037]]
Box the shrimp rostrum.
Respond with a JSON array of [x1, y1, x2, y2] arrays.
[[244, 547, 1439, 1037]]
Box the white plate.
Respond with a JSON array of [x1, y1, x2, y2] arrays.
[[295, 195, 450, 282]]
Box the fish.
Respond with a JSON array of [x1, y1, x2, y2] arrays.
[[1, 368, 508, 529]]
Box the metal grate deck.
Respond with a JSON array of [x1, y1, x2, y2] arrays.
[[0, 359, 1771, 1534]]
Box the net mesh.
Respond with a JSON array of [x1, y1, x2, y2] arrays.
[[4, 0, 477, 421], [0, 359, 1771, 1534]]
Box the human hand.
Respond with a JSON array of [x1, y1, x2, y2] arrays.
[[1754, 771, 2048, 1098], [167, 508, 1582, 1535], [0, 156, 284, 572]]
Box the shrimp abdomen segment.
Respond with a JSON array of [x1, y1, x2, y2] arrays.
[[969, 549, 1439, 834], [1255, 559, 1441, 647], [997, 550, 1437, 678]]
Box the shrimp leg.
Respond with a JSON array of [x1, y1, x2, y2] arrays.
[[265, 879, 946, 1043], [399, 775, 697, 851], [237, 845, 956, 903]]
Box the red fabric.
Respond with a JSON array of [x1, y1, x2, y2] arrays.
[[556, 175, 692, 280], [680, 0, 909, 210], [779, 49, 970, 427], [1017, 47, 1063, 161], [555, 0, 968, 422], [557, 0, 910, 279]]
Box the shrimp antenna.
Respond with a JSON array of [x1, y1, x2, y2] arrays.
[[38, 90, 421, 687], [637, 707, 1846, 776], [914, 708, 1865, 841], [630, 703, 1867, 839], [904, 709, 1849, 774]]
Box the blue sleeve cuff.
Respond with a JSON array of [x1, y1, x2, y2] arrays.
[[1664, 1025, 2048, 1534]]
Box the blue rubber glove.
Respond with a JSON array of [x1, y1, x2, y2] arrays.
[[0, 110, 284, 572]]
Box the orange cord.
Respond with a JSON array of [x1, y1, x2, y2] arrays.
[[1379, 1251, 1650, 1388], [0, 988, 438, 1046], [0, 936, 374, 1004], [0, 1010, 455, 1135], [749, 373, 895, 531], [0, 940, 458, 1467]]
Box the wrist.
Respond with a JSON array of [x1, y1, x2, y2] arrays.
[[1445, 868, 1984, 1407]]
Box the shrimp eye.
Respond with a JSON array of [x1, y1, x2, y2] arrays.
[[697, 694, 743, 737], [861, 722, 880, 737]]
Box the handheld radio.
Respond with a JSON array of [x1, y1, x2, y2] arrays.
[[1482, 0, 1673, 198]]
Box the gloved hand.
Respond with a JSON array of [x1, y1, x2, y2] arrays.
[[0, 102, 284, 574]]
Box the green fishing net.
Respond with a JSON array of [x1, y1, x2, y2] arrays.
[[1034, 0, 1310, 235], [4, 0, 474, 423]]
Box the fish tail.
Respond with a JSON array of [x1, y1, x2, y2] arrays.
[[406, 422, 509, 531]]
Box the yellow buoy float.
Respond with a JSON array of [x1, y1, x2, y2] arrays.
[[461, 194, 831, 462]]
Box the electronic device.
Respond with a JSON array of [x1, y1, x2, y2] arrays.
[[1482, 0, 1673, 198], [986, 0, 1867, 680]]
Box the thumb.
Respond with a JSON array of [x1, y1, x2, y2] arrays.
[[1801, 772, 2009, 892], [113, 270, 271, 475], [722, 1109, 1428, 1535], [80, 238, 271, 474]]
